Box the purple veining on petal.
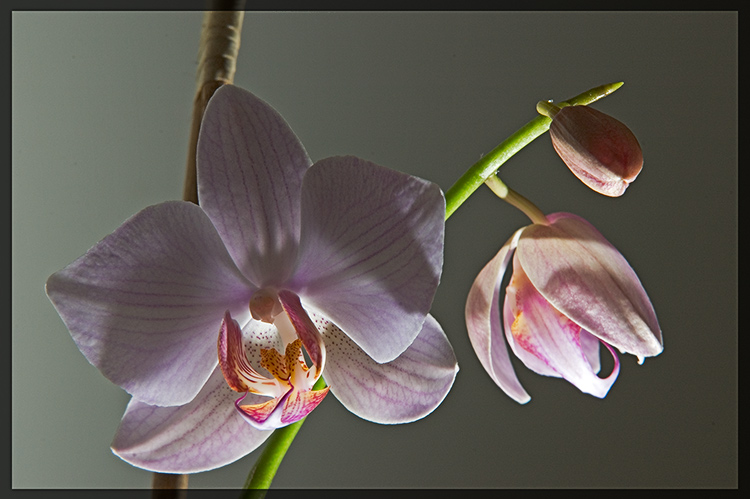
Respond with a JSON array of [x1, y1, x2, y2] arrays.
[[518, 212, 662, 358], [46, 201, 254, 406], [111, 368, 273, 473], [198, 85, 312, 287], [51, 84, 453, 473], [503, 255, 620, 398], [292, 155, 445, 363], [317, 313, 457, 424]]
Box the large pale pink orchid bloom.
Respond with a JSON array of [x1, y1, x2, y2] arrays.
[[465, 212, 662, 403], [46, 85, 457, 473]]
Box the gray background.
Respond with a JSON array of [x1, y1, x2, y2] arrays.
[[12, 11, 737, 488]]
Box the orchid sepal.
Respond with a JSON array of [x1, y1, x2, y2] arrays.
[[465, 229, 530, 404], [319, 313, 459, 423], [518, 212, 663, 359], [110, 368, 274, 474]]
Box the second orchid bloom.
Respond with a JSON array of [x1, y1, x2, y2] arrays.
[[466, 212, 662, 403]]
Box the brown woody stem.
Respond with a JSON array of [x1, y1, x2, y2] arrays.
[[151, 4, 244, 497], [182, 7, 245, 204]]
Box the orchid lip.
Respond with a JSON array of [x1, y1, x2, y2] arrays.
[[217, 291, 329, 429]]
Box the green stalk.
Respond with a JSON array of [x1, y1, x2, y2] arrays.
[[443, 81, 623, 219], [242, 377, 326, 494], [241, 81, 624, 492], [484, 174, 548, 225], [241, 422, 304, 493]]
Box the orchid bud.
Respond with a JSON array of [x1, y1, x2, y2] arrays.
[[543, 103, 643, 197]]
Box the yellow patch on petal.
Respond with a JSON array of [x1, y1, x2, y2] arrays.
[[259, 339, 313, 387], [510, 311, 542, 357], [237, 397, 282, 424], [260, 345, 290, 381]]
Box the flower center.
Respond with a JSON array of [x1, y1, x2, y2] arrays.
[[260, 338, 309, 388], [217, 289, 330, 429]]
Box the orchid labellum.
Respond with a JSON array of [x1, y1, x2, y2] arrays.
[[465, 212, 662, 403], [46, 85, 457, 473]]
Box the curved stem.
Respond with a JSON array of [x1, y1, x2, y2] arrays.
[[151, 474, 188, 499], [241, 422, 303, 495], [443, 81, 623, 219], [484, 174, 548, 225]]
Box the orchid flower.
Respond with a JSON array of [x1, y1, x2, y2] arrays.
[[465, 211, 662, 403], [46, 84, 457, 473]]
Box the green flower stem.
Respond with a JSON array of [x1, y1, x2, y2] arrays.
[[240, 423, 303, 497], [443, 81, 623, 220], [484, 174, 548, 225], [240, 81, 624, 492], [535, 100, 561, 119]]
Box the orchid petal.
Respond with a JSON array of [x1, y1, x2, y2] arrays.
[[317, 313, 458, 424], [197, 84, 313, 287], [518, 212, 662, 359], [111, 368, 272, 474], [45, 201, 253, 406], [580, 327, 602, 373], [291, 156, 445, 363], [504, 258, 620, 398], [465, 229, 530, 404], [502, 259, 558, 379]]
